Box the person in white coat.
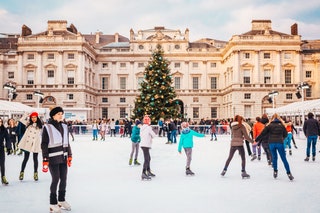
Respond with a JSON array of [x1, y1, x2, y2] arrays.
[[140, 115, 156, 180]]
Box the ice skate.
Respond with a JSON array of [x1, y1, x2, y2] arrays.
[[304, 157, 309, 161], [129, 158, 133, 165], [134, 159, 141, 165], [34, 172, 38, 181], [251, 154, 257, 161], [49, 204, 61, 213], [141, 172, 151, 181], [287, 173, 294, 181], [147, 170, 156, 177], [312, 156, 315, 161], [289, 150, 292, 155], [58, 201, 71, 211], [1, 176, 9, 185], [186, 168, 195, 176], [273, 170, 278, 179], [241, 171, 250, 179], [220, 169, 227, 176], [19, 171, 24, 180], [258, 155, 261, 160]]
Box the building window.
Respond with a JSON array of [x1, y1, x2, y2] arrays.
[[244, 53, 250, 59], [306, 71, 312, 78], [120, 107, 126, 118], [120, 62, 126, 68], [285, 69, 292, 84], [47, 70, 55, 84], [48, 70, 54, 78], [192, 62, 198, 68], [27, 70, 34, 84], [174, 44, 180, 49], [286, 93, 293, 100], [102, 97, 108, 103], [68, 53, 75, 59], [102, 107, 108, 119], [244, 105, 251, 118], [264, 69, 271, 84], [137, 77, 144, 89], [193, 97, 199, 102], [192, 77, 199, 89], [47, 53, 55, 60], [102, 63, 108, 68], [210, 77, 217, 89], [67, 94, 74, 100], [8, 72, 14, 79], [243, 70, 250, 84], [193, 107, 199, 119], [210, 62, 217, 68], [306, 86, 312, 98], [174, 77, 180, 89], [27, 54, 34, 60], [120, 77, 126, 89], [264, 52, 271, 59], [211, 107, 217, 118], [174, 62, 181, 68], [67, 70, 75, 84], [138, 45, 144, 50], [26, 94, 33, 100], [120, 97, 126, 103], [244, 93, 251, 99], [102, 77, 108, 89], [138, 63, 144, 68]]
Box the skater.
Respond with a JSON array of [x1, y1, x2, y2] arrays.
[[178, 122, 205, 175], [256, 113, 294, 180], [7, 118, 17, 155], [252, 117, 263, 161], [284, 120, 295, 155], [210, 120, 217, 141], [221, 115, 253, 178], [41, 106, 72, 212], [303, 112, 320, 161], [256, 114, 272, 166], [129, 119, 142, 165], [92, 119, 99, 140], [0, 118, 12, 185], [140, 115, 156, 180], [18, 112, 43, 181]]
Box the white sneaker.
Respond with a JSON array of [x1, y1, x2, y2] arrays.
[[58, 201, 71, 211], [50, 204, 61, 213]]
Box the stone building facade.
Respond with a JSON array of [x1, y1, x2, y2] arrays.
[[0, 20, 319, 122]]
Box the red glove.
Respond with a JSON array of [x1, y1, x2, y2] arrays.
[[42, 161, 49, 173], [67, 156, 72, 167]]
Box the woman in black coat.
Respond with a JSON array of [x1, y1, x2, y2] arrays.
[[0, 118, 12, 185]]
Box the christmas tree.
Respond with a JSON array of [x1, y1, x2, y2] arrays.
[[132, 44, 180, 124]]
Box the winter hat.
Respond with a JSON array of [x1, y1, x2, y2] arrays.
[[29, 112, 38, 118], [143, 115, 151, 124], [135, 119, 141, 125], [50, 106, 64, 118], [181, 122, 189, 129]]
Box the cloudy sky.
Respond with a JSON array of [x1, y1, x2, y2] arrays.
[[0, 0, 319, 41]]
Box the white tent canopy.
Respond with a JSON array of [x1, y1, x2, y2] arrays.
[[266, 99, 320, 116]]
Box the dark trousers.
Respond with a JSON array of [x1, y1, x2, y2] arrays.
[[245, 140, 252, 156], [141, 147, 151, 172], [21, 151, 38, 173], [49, 163, 68, 204], [223, 146, 246, 171], [0, 148, 5, 177]]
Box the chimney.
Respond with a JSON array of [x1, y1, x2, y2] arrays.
[[21, 25, 32, 36], [115, 33, 119, 42], [95, 31, 101, 44], [291, 23, 298, 35]]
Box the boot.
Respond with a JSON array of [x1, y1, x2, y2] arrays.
[[50, 204, 61, 213], [34, 172, 38, 181], [312, 156, 316, 161], [1, 176, 9, 185], [241, 171, 250, 179], [287, 173, 294, 181], [134, 159, 141, 165], [19, 171, 24, 180], [147, 169, 156, 177], [251, 154, 257, 161], [273, 170, 278, 179], [289, 150, 292, 155], [141, 171, 151, 180], [304, 157, 310, 161], [258, 155, 261, 160], [58, 201, 71, 211], [186, 167, 195, 176], [129, 158, 133, 165], [220, 169, 227, 176]]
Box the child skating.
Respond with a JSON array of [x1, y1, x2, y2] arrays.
[[178, 122, 205, 175]]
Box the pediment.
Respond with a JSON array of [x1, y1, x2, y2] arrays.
[[24, 63, 37, 69], [64, 63, 78, 69], [44, 63, 57, 69], [241, 63, 254, 68]]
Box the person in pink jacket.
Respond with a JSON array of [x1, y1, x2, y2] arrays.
[[140, 115, 156, 180]]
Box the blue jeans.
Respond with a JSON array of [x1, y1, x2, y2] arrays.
[[170, 130, 177, 143], [306, 135, 318, 157], [269, 143, 291, 173], [92, 129, 98, 140], [283, 133, 292, 149]]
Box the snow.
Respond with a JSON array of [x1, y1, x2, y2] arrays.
[[1, 133, 320, 213]]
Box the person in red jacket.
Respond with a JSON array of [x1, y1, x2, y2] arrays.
[[251, 117, 265, 161], [41, 107, 72, 213]]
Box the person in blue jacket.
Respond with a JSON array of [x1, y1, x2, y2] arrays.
[[178, 121, 205, 175]]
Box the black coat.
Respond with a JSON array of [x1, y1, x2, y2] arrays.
[[256, 119, 287, 144], [0, 126, 11, 150]]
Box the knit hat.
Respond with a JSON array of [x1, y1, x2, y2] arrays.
[[29, 112, 38, 118], [135, 120, 141, 125], [49, 106, 64, 118]]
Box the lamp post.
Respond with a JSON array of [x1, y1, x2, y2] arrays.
[[297, 82, 310, 124], [3, 83, 16, 102], [268, 91, 279, 112], [33, 91, 44, 108]]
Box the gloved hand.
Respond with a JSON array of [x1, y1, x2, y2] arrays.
[[42, 160, 49, 173], [67, 156, 72, 167]]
